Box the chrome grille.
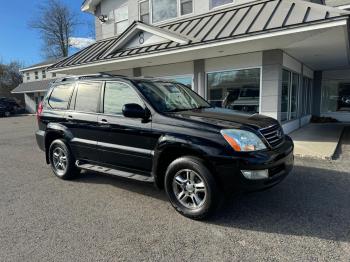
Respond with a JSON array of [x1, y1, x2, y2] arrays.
[[259, 124, 284, 148]]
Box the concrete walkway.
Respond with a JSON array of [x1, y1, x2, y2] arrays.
[[289, 123, 345, 160]]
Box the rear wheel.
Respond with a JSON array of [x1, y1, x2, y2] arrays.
[[49, 139, 79, 180], [165, 156, 220, 220]]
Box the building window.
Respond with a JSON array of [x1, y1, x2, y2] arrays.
[[152, 0, 177, 23], [35, 71, 39, 80], [115, 4, 129, 34], [180, 0, 193, 15], [281, 69, 300, 122], [42, 70, 46, 79], [321, 79, 350, 113], [210, 0, 233, 9], [207, 68, 261, 114], [139, 0, 150, 23], [146, 0, 193, 24], [52, 73, 57, 78], [26, 72, 30, 81]]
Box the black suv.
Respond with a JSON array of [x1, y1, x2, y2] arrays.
[[36, 74, 294, 219]]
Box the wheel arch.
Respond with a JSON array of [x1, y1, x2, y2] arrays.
[[44, 123, 74, 164], [152, 143, 215, 189]]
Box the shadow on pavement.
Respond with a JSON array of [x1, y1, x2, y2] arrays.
[[74, 164, 350, 242]]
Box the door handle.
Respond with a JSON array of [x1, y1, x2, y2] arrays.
[[66, 115, 73, 120], [99, 119, 109, 124]]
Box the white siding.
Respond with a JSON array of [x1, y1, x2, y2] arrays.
[[141, 61, 194, 77], [205, 52, 263, 72]]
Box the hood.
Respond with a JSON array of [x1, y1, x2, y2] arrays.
[[166, 107, 278, 130]]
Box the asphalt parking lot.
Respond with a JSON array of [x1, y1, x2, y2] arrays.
[[0, 116, 349, 261]]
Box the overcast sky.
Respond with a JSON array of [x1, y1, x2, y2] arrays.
[[0, 0, 94, 67]]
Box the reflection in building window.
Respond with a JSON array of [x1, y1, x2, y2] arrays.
[[207, 68, 260, 114], [281, 69, 300, 121], [322, 80, 350, 113]]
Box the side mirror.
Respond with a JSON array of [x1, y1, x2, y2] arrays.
[[122, 103, 147, 119]]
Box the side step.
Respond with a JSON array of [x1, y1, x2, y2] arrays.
[[76, 162, 155, 183]]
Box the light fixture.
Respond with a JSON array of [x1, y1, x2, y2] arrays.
[[98, 15, 108, 23]]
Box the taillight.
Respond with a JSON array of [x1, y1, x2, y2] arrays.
[[37, 102, 43, 121]]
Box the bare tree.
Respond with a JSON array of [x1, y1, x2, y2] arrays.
[[0, 61, 23, 88], [29, 0, 77, 59]]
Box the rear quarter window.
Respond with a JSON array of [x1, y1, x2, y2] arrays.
[[48, 83, 75, 110]]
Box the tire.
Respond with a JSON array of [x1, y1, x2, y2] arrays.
[[164, 156, 220, 220], [49, 139, 79, 180]]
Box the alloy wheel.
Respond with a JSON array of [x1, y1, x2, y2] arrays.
[[52, 146, 68, 175], [172, 169, 207, 210]]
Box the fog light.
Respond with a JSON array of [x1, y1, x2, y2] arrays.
[[241, 169, 269, 180]]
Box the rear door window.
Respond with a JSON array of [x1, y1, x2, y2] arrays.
[[48, 83, 75, 110], [74, 82, 102, 113], [104, 82, 143, 115]]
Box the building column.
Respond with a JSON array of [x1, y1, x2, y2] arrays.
[[261, 50, 283, 122], [193, 59, 205, 97], [312, 71, 322, 117]]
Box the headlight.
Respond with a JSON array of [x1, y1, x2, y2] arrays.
[[220, 129, 266, 152]]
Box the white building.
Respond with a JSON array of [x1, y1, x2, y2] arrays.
[[12, 59, 66, 113], [46, 0, 350, 133]]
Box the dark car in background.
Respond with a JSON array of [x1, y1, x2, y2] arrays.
[[35, 74, 294, 220], [0, 97, 23, 117]]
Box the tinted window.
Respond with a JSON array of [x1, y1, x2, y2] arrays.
[[74, 82, 101, 113], [104, 82, 143, 115], [48, 83, 75, 110]]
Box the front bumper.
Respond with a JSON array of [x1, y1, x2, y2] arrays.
[[214, 136, 294, 193]]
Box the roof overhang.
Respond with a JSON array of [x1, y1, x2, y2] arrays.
[[49, 18, 350, 74], [81, 0, 101, 13], [19, 64, 54, 73]]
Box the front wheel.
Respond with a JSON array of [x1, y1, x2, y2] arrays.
[[165, 156, 220, 220], [49, 139, 79, 180]]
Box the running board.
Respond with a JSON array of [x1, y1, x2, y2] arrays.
[[76, 162, 154, 183]]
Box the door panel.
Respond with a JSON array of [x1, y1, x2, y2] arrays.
[[97, 115, 156, 172], [65, 81, 102, 162], [96, 81, 158, 173], [65, 111, 99, 162]]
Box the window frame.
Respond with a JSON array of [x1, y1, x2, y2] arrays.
[[42, 70, 46, 79], [138, 0, 193, 25], [210, 0, 234, 10], [281, 68, 300, 122], [114, 3, 129, 34], [101, 80, 146, 117], [26, 72, 30, 81], [35, 71, 39, 80]]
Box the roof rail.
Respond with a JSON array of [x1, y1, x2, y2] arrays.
[[53, 73, 127, 83]]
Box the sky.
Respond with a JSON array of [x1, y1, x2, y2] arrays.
[[0, 0, 94, 67]]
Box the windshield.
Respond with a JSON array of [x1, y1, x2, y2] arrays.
[[135, 80, 211, 113]]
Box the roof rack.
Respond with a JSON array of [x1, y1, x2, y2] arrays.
[[53, 72, 127, 83]]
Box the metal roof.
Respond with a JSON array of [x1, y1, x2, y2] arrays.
[[20, 58, 62, 72], [49, 0, 349, 71], [11, 80, 53, 94]]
